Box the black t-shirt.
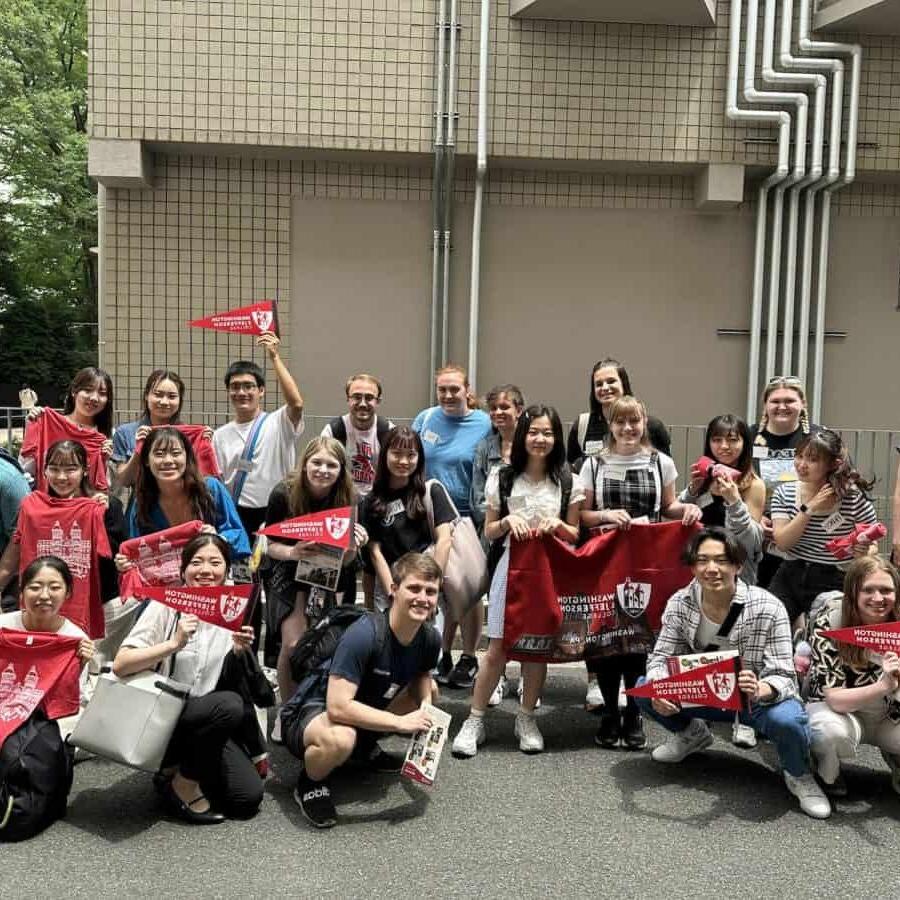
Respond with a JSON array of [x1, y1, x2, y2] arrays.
[[566, 413, 671, 466], [748, 423, 822, 503], [328, 614, 441, 710], [362, 482, 455, 566]]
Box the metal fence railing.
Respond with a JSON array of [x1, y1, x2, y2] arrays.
[[3, 408, 897, 543]]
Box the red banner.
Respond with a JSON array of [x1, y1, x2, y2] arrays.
[[135, 425, 221, 477], [118, 520, 206, 599], [257, 506, 353, 550], [188, 300, 278, 336], [822, 621, 900, 654], [626, 655, 746, 711], [504, 521, 699, 663], [141, 584, 252, 632], [0, 630, 81, 749]]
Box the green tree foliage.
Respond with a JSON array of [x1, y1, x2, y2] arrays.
[[0, 0, 95, 395]]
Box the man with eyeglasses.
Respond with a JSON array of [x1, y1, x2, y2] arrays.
[[636, 526, 831, 819], [321, 374, 394, 608], [213, 331, 305, 543]]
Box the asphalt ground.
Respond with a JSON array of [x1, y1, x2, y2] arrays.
[[5, 664, 900, 899]]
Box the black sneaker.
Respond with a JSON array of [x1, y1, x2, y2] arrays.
[[294, 772, 337, 829], [621, 712, 647, 750], [447, 654, 479, 689], [435, 652, 454, 686], [594, 711, 621, 749], [819, 771, 848, 798]]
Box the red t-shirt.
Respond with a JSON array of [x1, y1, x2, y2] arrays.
[[118, 520, 205, 599], [15, 493, 112, 639], [21, 408, 109, 491], [135, 425, 221, 478], [0, 630, 81, 746]]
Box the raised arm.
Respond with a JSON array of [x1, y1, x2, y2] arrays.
[[258, 332, 304, 426]]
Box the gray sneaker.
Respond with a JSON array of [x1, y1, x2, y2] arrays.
[[784, 772, 831, 819], [732, 721, 758, 749], [651, 720, 713, 763], [451, 716, 486, 758], [514, 712, 544, 754]]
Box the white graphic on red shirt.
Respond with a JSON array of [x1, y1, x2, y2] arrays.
[[37, 521, 92, 579], [0, 663, 43, 722], [137, 536, 181, 584]]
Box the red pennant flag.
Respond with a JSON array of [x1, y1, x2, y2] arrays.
[[141, 584, 252, 632], [504, 521, 700, 664], [135, 425, 221, 477], [188, 300, 278, 336], [118, 520, 206, 599], [821, 621, 900, 655], [626, 655, 746, 711], [0, 630, 81, 749], [257, 506, 353, 550]]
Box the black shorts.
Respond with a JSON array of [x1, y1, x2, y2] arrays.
[[283, 700, 327, 759]]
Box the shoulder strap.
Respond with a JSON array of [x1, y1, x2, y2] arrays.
[[498, 466, 515, 520], [577, 413, 590, 450], [650, 451, 663, 520], [375, 417, 391, 444], [559, 467, 573, 518], [230, 412, 269, 504], [365, 610, 390, 673], [716, 599, 745, 639], [328, 415, 347, 445], [423, 479, 460, 537]]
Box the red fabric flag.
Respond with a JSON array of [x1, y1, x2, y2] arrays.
[[188, 300, 278, 336], [141, 584, 252, 632], [21, 408, 109, 492], [824, 522, 887, 561], [135, 425, 221, 477], [626, 655, 746, 711], [15, 494, 111, 639], [257, 507, 353, 550], [118, 520, 206, 599], [821, 621, 900, 654], [504, 521, 700, 663], [0, 630, 81, 748]]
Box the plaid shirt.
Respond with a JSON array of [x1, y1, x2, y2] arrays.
[[647, 579, 798, 703]]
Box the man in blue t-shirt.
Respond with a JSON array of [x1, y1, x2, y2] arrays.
[[284, 552, 442, 829]]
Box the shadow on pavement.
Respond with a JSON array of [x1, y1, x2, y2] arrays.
[[65, 765, 160, 842]]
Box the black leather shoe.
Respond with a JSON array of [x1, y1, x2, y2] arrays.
[[621, 712, 648, 750], [163, 782, 225, 825]]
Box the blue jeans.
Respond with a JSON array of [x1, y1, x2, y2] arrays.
[[635, 678, 811, 777]]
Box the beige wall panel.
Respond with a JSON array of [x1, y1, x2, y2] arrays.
[[820, 215, 900, 428], [291, 197, 435, 421]]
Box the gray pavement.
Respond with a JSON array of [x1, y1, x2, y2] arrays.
[[6, 666, 900, 898]]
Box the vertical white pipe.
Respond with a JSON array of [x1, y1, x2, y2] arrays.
[[430, 0, 448, 386], [726, 0, 791, 419], [468, 0, 490, 388], [440, 0, 459, 367], [97, 184, 106, 367]]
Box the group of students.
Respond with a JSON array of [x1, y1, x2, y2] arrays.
[[0, 345, 898, 835]]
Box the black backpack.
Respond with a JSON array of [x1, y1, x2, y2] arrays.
[[0, 711, 73, 843], [327, 415, 392, 448], [289, 605, 389, 684]]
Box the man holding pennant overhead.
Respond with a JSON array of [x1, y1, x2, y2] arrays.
[[806, 555, 900, 799], [636, 526, 831, 819]]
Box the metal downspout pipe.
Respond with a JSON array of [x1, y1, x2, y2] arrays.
[[762, 0, 825, 375], [745, 0, 806, 383], [468, 0, 491, 389], [430, 0, 449, 385], [727, 0, 791, 421], [97, 184, 106, 367], [441, 0, 460, 366]]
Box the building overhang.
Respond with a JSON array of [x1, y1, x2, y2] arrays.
[[814, 0, 900, 34], [510, 0, 716, 26]]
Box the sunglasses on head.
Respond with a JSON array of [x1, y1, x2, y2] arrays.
[[766, 375, 803, 387]]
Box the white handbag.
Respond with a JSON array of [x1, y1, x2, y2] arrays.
[[70, 668, 191, 773]]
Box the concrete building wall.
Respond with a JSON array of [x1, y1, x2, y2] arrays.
[[102, 154, 900, 428], [89, 1, 900, 173]]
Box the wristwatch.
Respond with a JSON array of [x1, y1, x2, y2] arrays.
[[798, 503, 809, 514]]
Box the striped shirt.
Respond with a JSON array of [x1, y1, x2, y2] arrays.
[[770, 481, 876, 565]]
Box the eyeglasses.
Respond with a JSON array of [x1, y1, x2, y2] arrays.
[[228, 381, 259, 393], [349, 393, 378, 404]]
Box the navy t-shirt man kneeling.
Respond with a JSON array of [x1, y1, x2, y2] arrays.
[[284, 551, 442, 828]]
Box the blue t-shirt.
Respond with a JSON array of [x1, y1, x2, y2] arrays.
[[126, 475, 251, 557], [329, 615, 440, 711], [411, 406, 492, 515], [111, 417, 150, 464]]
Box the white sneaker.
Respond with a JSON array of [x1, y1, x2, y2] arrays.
[[651, 720, 713, 763], [732, 721, 757, 749], [585, 679, 604, 711], [270, 714, 283, 745], [488, 675, 508, 708], [516, 680, 541, 709], [784, 772, 831, 819], [451, 716, 486, 758], [514, 712, 544, 754]]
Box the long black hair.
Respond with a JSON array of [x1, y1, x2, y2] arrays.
[[509, 404, 566, 485], [369, 426, 428, 520], [63, 367, 115, 437], [703, 414, 754, 483]]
